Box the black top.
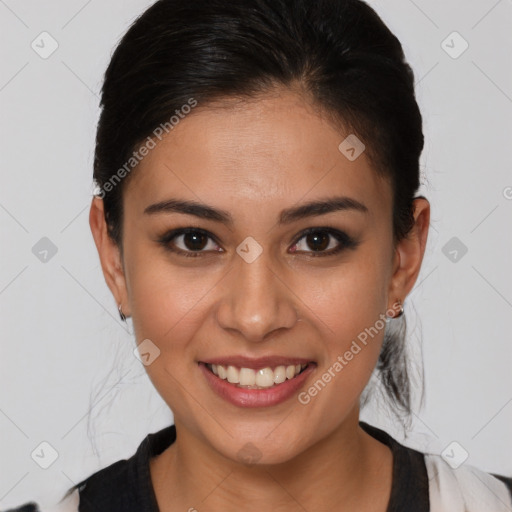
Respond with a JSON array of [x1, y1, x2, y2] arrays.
[[74, 421, 430, 511], [7, 421, 512, 512]]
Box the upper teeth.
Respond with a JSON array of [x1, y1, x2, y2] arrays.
[[209, 363, 307, 387]]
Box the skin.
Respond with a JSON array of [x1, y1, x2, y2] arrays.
[[90, 88, 430, 511]]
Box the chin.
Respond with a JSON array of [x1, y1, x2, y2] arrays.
[[208, 427, 310, 467]]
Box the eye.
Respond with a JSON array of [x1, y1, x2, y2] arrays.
[[289, 227, 357, 257], [157, 226, 358, 259], [157, 227, 222, 258]]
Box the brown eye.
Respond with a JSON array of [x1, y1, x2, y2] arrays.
[[290, 227, 358, 257], [158, 228, 222, 257], [180, 231, 209, 251], [304, 232, 330, 252]]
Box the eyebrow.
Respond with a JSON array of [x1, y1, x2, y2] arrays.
[[143, 196, 368, 225]]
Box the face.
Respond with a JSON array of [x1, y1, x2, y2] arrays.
[[91, 88, 428, 465]]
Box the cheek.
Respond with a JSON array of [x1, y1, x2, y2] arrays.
[[125, 239, 216, 340], [306, 255, 389, 344], [299, 307, 387, 428], [124, 248, 218, 420], [299, 253, 389, 404]]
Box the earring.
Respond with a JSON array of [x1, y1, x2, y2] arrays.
[[393, 299, 404, 318], [118, 304, 127, 322]]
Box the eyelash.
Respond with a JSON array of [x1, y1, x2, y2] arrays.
[[157, 226, 359, 259]]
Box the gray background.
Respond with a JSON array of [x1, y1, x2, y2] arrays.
[[1, 0, 511, 508]]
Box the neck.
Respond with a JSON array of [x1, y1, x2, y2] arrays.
[[150, 407, 393, 511]]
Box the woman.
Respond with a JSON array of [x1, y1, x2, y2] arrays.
[[10, 0, 511, 510]]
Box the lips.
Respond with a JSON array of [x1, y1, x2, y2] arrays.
[[198, 356, 316, 408]]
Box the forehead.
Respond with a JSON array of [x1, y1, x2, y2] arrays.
[[124, 90, 391, 221]]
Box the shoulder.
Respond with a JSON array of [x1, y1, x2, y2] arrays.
[[2, 488, 79, 512], [5, 426, 175, 512], [71, 425, 175, 511], [2, 460, 130, 512], [71, 457, 138, 510], [424, 452, 512, 510], [360, 420, 512, 511]]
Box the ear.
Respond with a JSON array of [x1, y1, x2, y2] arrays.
[[387, 197, 430, 313], [89, 197, 131, 317]]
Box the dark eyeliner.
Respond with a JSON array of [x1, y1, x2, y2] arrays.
[[157, 226, 359, 258], [157, 227, 221, 258], [290, 227, 359, 257]]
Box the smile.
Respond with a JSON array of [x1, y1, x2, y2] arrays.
[[206, 363, 309, 389], [199, 358, 316, 408]]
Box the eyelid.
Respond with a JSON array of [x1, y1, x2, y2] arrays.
[[158, 226, 218, 241], [157, 227, 222, 258], [290, 226, 358, 257]]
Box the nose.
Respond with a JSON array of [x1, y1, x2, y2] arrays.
[[215, 251, 299, 343]]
